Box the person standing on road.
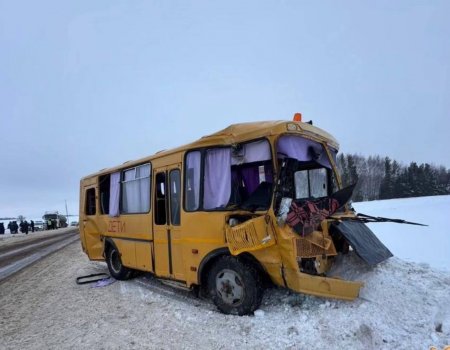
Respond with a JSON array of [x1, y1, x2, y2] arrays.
[[30, 220, 35, 232], [23, 220, 29, 234], [0, 223, 4, 234], [47, 219, 52, 230]]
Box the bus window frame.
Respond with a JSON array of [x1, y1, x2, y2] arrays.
[[154, 171, 167, 225], [169, 168, 181, 226], [182, 137, 275, 213], [99, 173, 111, 215], [183, 149, 205, 213], [119, 162, 152, 215], [85, 188, 96, 216], [274, 133, 339, 206]]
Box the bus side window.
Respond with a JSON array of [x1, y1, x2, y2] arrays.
[[169, 169, 181, 226], [99, 174, 110, 215], [155, 173, 166, 225], [85, 188, 96, 216], [185, 151, 201, 211]]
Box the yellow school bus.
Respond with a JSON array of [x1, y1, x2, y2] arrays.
[[79, 115, 390, 315]]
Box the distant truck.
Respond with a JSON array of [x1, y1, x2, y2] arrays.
[[42, 211, 68, 229]]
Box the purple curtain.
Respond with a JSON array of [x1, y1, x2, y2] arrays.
[[204, 148, 231, 209], [231, 140, 271, 165], [277, 135, 335, 168], [109, 171, 120, 217], [241, 167, 260, 194]]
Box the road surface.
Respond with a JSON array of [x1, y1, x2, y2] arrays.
[[0, 228, 79, 283]]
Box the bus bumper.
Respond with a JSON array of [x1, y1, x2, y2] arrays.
[[284, 268, 363, 300]]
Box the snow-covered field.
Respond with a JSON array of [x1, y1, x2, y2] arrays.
[[1, 196, 449, 349], [353, 195, 450, 271]]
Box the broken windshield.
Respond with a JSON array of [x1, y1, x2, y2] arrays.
[[294, 168, 328, 199], [275, 135, 338, 213]]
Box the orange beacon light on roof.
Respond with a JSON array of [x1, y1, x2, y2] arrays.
[[293, 113, 302, 122]]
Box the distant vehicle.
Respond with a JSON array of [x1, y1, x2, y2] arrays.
[[42, 211, 68, 229], [70, 221, 79, 226], [33, 220, 44, 231]]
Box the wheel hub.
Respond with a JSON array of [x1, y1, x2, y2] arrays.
[[216, 269, 244, 305]]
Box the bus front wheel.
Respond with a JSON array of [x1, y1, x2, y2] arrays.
[[208, 256, 263, 315], [106, 245, 132, 280]]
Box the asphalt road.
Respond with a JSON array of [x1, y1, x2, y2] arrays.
[[0, 228, 79, 283]]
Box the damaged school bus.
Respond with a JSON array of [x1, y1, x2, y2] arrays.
[[79, 114, 393, 315]]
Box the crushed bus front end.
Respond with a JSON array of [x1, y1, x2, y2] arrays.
[[225, 212, 367, 301], [223, 122, 393, 301]]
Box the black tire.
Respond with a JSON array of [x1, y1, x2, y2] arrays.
[[208, 256, 263, 315], [105, 244, 132, 280]]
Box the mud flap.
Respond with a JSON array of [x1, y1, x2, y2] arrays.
[[331, 221, 393, 266]]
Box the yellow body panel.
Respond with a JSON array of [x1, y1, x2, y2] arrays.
[[135, 242, 153, 271], [114, 239, 136, 268]]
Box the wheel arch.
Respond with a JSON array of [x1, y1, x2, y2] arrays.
[[103, 237, 118, 258], [198, 247, 229, 286], [198, 248, 269, 288]]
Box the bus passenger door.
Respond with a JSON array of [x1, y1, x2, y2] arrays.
[[153, 166, 185, 281], [81, 186, 103, 260]]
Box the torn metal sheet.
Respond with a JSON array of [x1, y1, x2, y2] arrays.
[[331, 221, 393, 266]]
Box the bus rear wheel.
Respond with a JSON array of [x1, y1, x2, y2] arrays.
[[208, 256, 263, 315], [106, 244, 132, 280]]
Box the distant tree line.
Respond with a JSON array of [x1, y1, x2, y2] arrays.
[[336, 154, 450, 202]]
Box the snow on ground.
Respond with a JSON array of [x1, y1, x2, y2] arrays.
[[1, 196, 450, 349], [353, 195, 450, 271]]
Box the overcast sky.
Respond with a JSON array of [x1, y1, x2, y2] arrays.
[[1, 0, 449, 219]]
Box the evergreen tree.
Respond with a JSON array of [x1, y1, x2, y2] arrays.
[[394, 169, 409, 198], [380, 157, 393, 199], [436, 166, 450, 194], [335, 152, 449, 201], [407, 162, 419, 197]]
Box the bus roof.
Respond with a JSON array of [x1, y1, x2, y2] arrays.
[[82, 120, 339, 180]]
